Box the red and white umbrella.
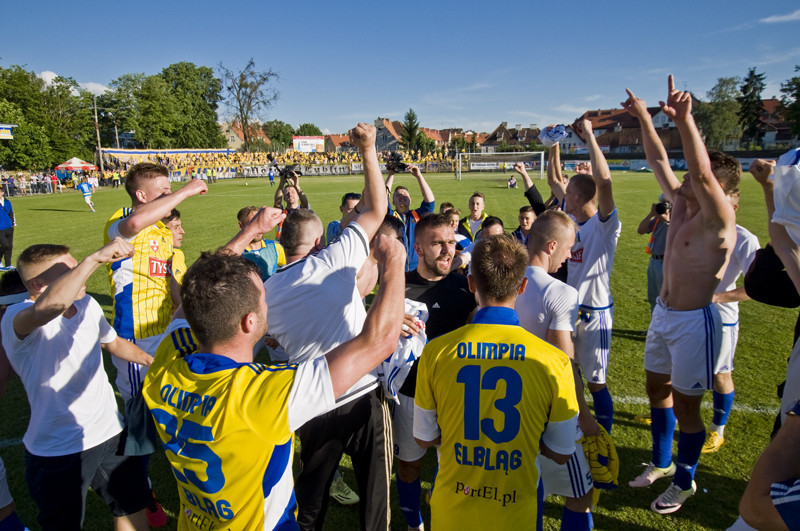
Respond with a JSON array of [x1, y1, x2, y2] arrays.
[[55, 157, 97, 171]]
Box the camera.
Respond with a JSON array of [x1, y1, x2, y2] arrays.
[[655, 201, 671, 215], [278, 164, 301, 178], [266, 154, 302, 179], [385, 152, 408, 173]]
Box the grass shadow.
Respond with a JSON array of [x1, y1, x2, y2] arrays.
[[613, 328, 649, 342]]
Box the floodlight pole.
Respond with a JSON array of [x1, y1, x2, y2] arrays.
[[93, 95, 105, 174]]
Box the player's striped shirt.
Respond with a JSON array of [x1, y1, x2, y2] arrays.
[[105, 208, 174, 340], [143, 320, 335, 530], [170, 248, 187, 285], [414, 307, 578, 531]]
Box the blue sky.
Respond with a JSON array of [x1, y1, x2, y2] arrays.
[[2, 1, 799, 135]]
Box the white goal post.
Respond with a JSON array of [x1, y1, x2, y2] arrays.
[[456, 151, 545, 181]]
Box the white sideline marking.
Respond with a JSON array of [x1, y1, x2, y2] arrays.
[[597, 395, 778, 415]]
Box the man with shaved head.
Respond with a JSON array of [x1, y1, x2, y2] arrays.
[[264, 123, 395, 530]]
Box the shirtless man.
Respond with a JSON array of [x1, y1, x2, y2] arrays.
[[623, 76, 741, 514]]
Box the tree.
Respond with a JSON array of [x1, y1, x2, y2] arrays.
[[39, 76, 94, 162], [99, 73, 147, 148], [262, 120, 293, 151], [0, 65, 45, 124], [0, 99, 52, 170], [131, 75, 179, 149], [449, 136, 467, 154], [693, 77, 742, 149], [738, 68, 766, 146], [160, 62, 226, 148], [0, 66, 95, 165], [780, 65, 800, 137], [400, 109, 422, 152], [295, 123, 322, 136], [219, 58, 279, 152]]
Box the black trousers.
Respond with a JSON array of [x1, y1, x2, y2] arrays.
[[0, 227, 13, 267], [295, 388, 392, 531]]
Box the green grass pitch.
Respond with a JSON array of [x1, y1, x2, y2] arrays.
[[0, 170, 794, 530]]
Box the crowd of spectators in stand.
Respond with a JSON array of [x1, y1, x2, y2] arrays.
[[104, 148, 455, 174], [1, 149, 460, 195]]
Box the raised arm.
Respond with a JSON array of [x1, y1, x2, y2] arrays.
[[661, 75, 732, 228], [13, 239, 134, 339], [409, 165, 435, 205], [222, 207, 286, 256], [515, 162, 546, 215], [384, 171, 395, 198], [117, 179, 207, 239], [290, 173, 309, 209], [326, 234, 405, 398], [622, 88, 681, 200], [751, 159, 800, 294], [638, 205, 658, 235], [547, 140, 567, 202], [573, 118, 615, 219], [351, 123, 387, 238]]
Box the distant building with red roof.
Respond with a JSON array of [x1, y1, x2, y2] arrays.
[[220, 122, 271, 151]]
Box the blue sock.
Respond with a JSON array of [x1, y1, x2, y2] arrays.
[[561, 508, 593, 531], [674, 430, 705, 490], [0, 511, 26, 531], [651, 407, 676, 468], [712, 390, 735, 426], [590, 387, 614, 433], [396, 477, 422, 528]]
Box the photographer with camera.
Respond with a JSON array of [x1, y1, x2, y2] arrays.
[[385, 153, 435, 271], [638, 194, 671, 313], [273, 168, 309, 241]]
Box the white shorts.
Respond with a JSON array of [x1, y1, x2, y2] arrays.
[[392, 393, 426, 462], [0, 456, 12, 508], [716, 322, 739, 374], [538, 441, 593, 499], [644, 299, 722, 396], [112, 333, 163, 402], [781, 337, 800, 425], [574, 305, 613, 385], [83, 195, 93, 205]]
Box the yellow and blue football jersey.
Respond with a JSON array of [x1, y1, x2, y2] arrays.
[[105, 208, 174, 340], [143, 321, 302, 530], [415, 307, 579, 531]]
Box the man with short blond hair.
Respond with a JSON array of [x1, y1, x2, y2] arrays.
[[2, 240, 154, 530], [105, 163, 207, 401], [415, 235, 579, 530]]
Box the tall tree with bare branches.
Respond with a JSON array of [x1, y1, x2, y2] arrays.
[[219, 58, 279, 152]]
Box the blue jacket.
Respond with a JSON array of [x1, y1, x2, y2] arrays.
[[0, 198, 14, 230], [390, 200, 435, 271]]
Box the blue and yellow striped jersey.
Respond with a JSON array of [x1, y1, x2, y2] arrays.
[[143, 321, 302, 530], [415, 307, 579, 531], [105, 208, 174, 340]]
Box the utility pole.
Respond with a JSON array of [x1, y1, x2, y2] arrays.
[[93, 95, 105, 173]]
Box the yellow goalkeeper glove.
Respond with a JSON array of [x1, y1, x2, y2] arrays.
[[580, 425, 619, 490]]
